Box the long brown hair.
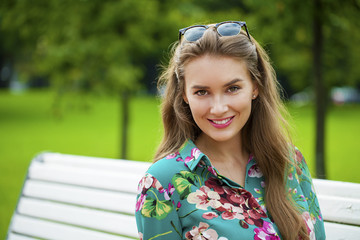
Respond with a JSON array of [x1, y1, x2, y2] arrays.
[[154, 27, 308, 240]]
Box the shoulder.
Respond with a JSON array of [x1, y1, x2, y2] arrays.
[[294, 146, 306, 167], [145, 152, 188, 186], [288, 146, 309, 175], [286, 146, 315, 190]]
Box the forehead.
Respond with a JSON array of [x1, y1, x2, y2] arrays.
[[183, 55, 251, 85]]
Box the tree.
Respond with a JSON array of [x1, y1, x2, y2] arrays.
[[0, 0, 191, 158], [313, 0, 326, 178]]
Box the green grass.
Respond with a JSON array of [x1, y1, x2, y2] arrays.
[[0, 89, 359, 237], [0, 89, 162, 237], [288, 103, 360, 183]]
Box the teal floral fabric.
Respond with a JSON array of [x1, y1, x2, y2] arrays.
[[135, 140, 326, 240]]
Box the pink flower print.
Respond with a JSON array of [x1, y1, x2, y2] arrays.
[[302, 212, 315, 240], [225, 188, 245, 205], [208, 165, 218, 177], [300, 194, 306, 201], [218, 203, 244, 220], [261, 181, 266, 188], [135, 193, 147, 212], [247, 197, 267, 217], [184, 156, 193, 165], [295, 149, 304, 164], [137, 174, 154, 193], [172, 200, 182, 210], [182, 148, 202, 167], [159, 183, 175, 200], [288, 187, 297, 195], [177, 153, 196, 167], [254, 221, 280, 240], [152, 178, 164, 192], [205, 178, 226, 195], [202, 212, 218, 220], [166, 152, 180, 159], [138, 232, 143, 240], [191, 148, 202, 159], [240, 197, 267, 228], [198, 160, 206, 168], [248, 164, 263, 178], [288, 172, 293, 180], [185, 222, 219, 240], [187, 186, 222, 210]]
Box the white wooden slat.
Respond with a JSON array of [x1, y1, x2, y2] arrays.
[[318, 195, 360, 225], [29, 161, 142, 194], [10, 215, 135, 240], [23, 180, 136, 214], [17, 198, 137, 238], [7, 233, 35, 240], [324, 221, 360, 240], [40, 153, 150, 174], [313, 178, 360, 199]]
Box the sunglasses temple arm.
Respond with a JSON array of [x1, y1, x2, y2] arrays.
[[244, 26, 252, 43]]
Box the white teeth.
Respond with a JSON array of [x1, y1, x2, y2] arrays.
[[212, 118, 231, 125]]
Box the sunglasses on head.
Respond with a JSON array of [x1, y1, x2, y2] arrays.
[[178, 21, 252, 42]]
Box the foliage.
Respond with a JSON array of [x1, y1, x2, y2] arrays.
[[2, 0, 149, 93], [1, 0, 359, 94]]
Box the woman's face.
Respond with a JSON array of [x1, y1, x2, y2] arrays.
[[183, 54, 258, 144]]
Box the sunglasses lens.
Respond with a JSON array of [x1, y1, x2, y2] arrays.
[[184, 26, 207, 42], [217, 22, 241, 37]]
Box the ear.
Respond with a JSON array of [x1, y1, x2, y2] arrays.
[[252, 84, 259, 99]]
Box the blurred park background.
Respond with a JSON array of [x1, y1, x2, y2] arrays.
[[1, 0, 360, 237]]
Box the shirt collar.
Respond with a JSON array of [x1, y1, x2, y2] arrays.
[[179, 139, 257, 173], [179, 139, 208, 172]]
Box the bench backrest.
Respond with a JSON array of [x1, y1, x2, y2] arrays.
[[7, 152, 150, 240], [312, 178, 360, 239], [7, 153, 360, 240]]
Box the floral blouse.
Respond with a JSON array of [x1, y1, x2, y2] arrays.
[[135, 140, 326, 240]]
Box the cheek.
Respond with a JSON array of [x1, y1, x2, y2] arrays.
[[188, 100, 208, 118], [232, 97, 253, 112]]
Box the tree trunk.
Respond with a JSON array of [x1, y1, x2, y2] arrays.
[[313, 0, 326, 179], [120, 91, 129, 159]]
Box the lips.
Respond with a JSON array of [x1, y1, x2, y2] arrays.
[[208, 116, 234, 128]]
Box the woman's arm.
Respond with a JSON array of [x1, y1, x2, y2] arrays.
[[135, 173, 182, 240]]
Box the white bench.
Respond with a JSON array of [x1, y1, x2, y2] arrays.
[[6, 153, 360, 240]]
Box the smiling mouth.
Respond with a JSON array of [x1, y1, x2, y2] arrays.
[[208, 116, 234, 128]]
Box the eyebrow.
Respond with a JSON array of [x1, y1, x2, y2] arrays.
[[191, 78, 243, 89], [224, 78, 243, 87]]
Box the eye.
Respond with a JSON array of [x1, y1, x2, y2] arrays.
[[227, 86, 240, 93], [195, 90, 208, 96]]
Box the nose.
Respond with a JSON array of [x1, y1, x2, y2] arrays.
[[210, 95, 229, 115]]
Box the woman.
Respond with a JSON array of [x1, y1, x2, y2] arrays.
[[135, 21, 325, 240]]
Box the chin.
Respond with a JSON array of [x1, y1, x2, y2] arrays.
[[206, 133, 240, 143]]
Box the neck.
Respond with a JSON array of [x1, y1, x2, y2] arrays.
[[195, 133, 248, 164]]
